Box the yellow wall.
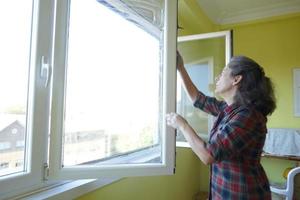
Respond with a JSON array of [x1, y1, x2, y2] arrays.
[[178, 0, 217, 35], [77, 148, 202, 200]]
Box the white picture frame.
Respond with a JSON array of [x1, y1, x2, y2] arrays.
[[294, 68, 300, 117]]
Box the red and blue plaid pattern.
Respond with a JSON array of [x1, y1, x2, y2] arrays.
[[194, 91, 271, 200]]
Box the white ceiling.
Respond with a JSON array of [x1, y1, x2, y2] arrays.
[[196, 0, 300, 24]]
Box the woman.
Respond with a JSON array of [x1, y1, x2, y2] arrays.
[[166, 52, 276, 199]]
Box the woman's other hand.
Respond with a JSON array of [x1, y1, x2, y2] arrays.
[[166, 112, 187, 130]]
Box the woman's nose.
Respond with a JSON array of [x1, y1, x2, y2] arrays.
[[215, 74, 220, 82]]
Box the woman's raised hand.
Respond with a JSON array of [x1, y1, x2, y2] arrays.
[[177, 51, 184, 70]]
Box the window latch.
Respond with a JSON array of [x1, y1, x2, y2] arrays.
[[40, 56, 52, 88], [43, 163, 49, 180]]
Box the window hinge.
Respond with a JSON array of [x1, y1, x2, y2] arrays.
[[173, 150, 177, 174], [43, 163, 49, 180]]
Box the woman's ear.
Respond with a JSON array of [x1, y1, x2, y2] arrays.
[[233, 75, 242, 86]]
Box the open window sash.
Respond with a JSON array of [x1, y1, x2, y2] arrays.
[[48, 0, 177, 180]]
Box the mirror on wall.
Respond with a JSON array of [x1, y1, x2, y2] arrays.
[[176, 30, 232, 145]]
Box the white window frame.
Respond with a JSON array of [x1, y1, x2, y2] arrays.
[[0, 0, 177, 199], [48, 0, 177, 180], [176, 30, 232, 148], [177, 30, 232, 66], [0, 0, 55, 198]]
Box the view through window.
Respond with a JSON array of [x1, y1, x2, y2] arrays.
[[176, 61, 213, 142], [63, 0, 162, 166], [0, 0, 32, 177]]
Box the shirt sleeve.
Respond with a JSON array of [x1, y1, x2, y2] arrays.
[[193, 91, 226, 117], [206, 108, 259, 161]]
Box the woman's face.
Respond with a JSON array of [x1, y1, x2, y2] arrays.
[[215, 66, 236, 96]]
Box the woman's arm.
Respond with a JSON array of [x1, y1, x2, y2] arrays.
[[177, 51, 225, 116], [177, 52, 199, 103], [166, 112, 214, 165]]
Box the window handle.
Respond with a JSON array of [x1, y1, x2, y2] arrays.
[[40, 56, 52, 88]]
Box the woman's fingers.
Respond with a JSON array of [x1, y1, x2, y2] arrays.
[[166, 113, 175, 126], [166, 112, 183, 129], [176, 51, 184, 68]]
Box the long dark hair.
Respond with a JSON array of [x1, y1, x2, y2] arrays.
[[228, 56, 276, 116]]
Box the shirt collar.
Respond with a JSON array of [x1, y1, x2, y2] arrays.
[[224, 102, 240, 115]]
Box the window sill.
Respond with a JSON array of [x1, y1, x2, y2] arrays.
[[17, 178, 121, 200], [176, 133, 209, 148], [176, 142, 191, 148], [9, 146, 160, 200]]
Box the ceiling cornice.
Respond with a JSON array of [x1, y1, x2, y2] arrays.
[[196, 0, 300, 25]]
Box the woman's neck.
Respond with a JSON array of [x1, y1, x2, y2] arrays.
[[222, 89, 237, 106]]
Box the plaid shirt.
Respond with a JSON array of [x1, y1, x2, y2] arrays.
[[194, 92, 271, 200]]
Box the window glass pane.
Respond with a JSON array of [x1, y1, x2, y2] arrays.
[[177, 37, 226, 141], [63, 0, 164, 166], [0, 0, 32, 177]]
